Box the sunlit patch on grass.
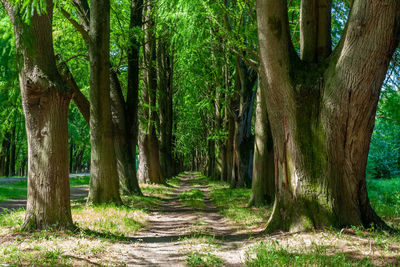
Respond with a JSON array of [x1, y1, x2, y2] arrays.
[[140, 183, 173, 198], [179, 189, 205, 209], [185, 251, 224, 267], [0, 208, 24, 228]]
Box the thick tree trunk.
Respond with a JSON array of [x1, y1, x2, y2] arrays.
[[88, 0, 121, 204], [249, 84, 274, 207], [1, 0, 74, 229], [257, 0, 400, 231]]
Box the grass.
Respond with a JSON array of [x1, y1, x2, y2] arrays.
[[207, 180, 271, 229], [179, 189, 205, 209], [246, 241, 374, 267], [185, 252, 224, 267], [0, 176, 91, 202], [0, 180, 173, 265], [367, 176, 400, 228]]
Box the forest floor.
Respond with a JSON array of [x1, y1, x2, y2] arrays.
[[0, 172, 399, 266]]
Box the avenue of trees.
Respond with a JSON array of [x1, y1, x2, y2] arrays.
[[0, 0, 399, 232]]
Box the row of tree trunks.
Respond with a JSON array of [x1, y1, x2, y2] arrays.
[[138, 0, 164, 184], [61, 0, 143, 196], [1, 0, 74, 229], [158, 37, 176, 179], [230, 57, 257, 189]]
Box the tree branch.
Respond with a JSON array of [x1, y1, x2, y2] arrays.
[[59, 7, 89, 42]]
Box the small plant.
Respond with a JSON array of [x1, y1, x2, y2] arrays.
[[185, 252, 223, 267]]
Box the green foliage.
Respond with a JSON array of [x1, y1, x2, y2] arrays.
[[368, 87, 400, 178], [368, 177, 400, 226]]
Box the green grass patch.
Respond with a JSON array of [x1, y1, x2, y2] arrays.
[[0, 181, 27, 202], [179, 189, 205, 209], [0, 177, 90, 202], [0, 245, 72, 266], [70, 176, 90, 187], [72, 204, 147, 238], [246, 242, 373, 267], [167, 176, 181, 186], [207, 181, 271, 228], [185, 252, 224, 267]]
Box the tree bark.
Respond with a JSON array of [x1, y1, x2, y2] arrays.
[[249, 83, 274, 207], [125, 0, 144, 191], [1, 0, 74, 229], [87, 0, 121, 204], [257, 0, 400, 231]]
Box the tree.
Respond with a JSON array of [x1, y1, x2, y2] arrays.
[[1, 0, 74, 229], [257, 0, 400, 231], [60, 0, 142, 196], [138, 0, 164, 184], [87, 0, 121, 204]]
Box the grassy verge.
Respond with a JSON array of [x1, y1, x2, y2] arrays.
[[0, 176, 91, 202], [0, 180, 173, 265], [246, 241, 373, 267]]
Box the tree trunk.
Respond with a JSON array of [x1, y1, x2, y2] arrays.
[[138, 0, 164, 184], [126, 0, 144, 189], [225, 97, 236, 183], [110, 71, 142, 195], [69, 142, 74, 173], [9, 128, 16, 177], [158, 39, 175, 179], [88, 0, 121, 204], [1, 0, 74, 229], [3, 132, 10, 177], [257, 0, 400, 231], [231, 58, 257, 188], [249, 84, 274, 207]]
